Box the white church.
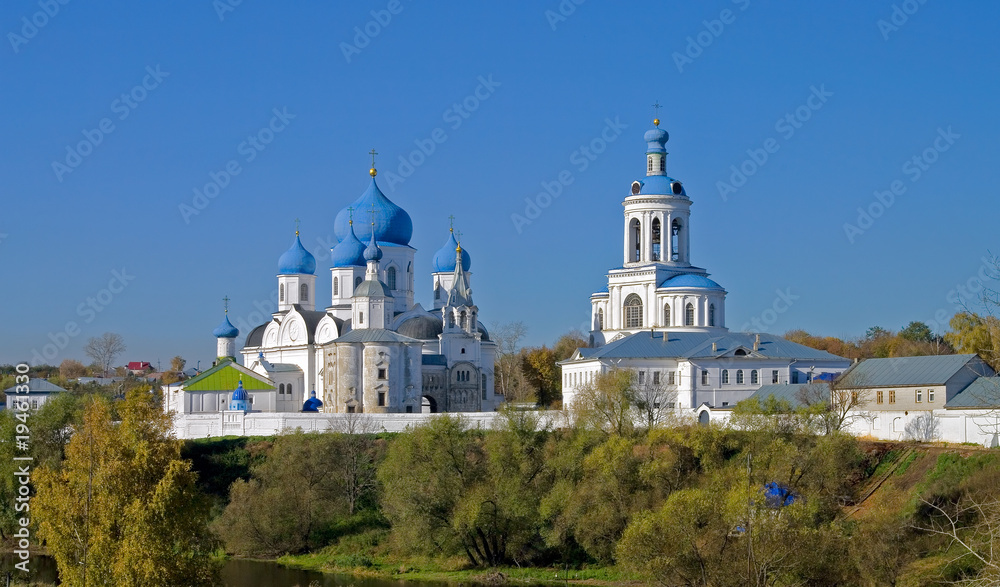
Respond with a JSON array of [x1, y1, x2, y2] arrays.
[[165, 162, 499, 419], [559, 118, 851, 414]]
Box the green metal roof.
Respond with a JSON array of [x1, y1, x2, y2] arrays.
[[745, 383, 829, 410], [840, 354, 988, 388], [946, 377, 1000, 408], [182, 359, 275, 392]]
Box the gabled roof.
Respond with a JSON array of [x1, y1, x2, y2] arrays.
[[181, 359, 275, 392], [840, 354, 989, 388], [334, 329, 422, 344], [3, 378, 67, 394], [946, 377, 1000, 408], [574, 331, 847, 362]]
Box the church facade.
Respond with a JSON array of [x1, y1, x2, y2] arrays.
[[560, 119, 851, 412], [170, 163, 498, 416]]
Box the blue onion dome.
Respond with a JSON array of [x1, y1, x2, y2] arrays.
[[231, 380, 248, 401], [278, 233, 317, 275], [432, 231, 471, 273], [644, 123, 668, 154], [213, 314, 239, 338], [363, 229, 383, 262], [331, 221, 367, 267], [658, 274, 724, 290], [302, 389, 323, 412], [333, 177, 413, 246]]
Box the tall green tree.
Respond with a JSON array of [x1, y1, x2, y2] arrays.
[[33, 389, 219, 587]]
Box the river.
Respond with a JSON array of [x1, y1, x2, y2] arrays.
[[0, 555, 461, 586]]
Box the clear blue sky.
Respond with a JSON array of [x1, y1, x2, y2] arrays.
[[2, 1, 998, 370]]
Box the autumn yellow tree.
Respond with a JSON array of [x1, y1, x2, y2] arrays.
[[33, 389, 219, 587]]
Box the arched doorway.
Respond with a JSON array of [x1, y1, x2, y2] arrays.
[[422, 395, 438, 414], [698, 411, 710, 426]]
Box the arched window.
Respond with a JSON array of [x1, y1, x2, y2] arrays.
[[671, 219, 681, 261], [651, 218, 661, 261], [460, 311, 467, 329], [722, 369, 729, 384], [279, 284, 284, 302], [355, 276, 362, 288], [736, 370, 745, 384], [333, 277, 339, 296], [435, 285, 440, 300], [709, 303, 715, 326], [685, 302, 695, 326], [279, 383, 285, 395], [663, 304, 671, 326], [751, 370, 759, 385], [300, 283, 308, 302], [387, 266, 396, 290], [624, 294, 643, 328], [407, 262, 413, 289], [630, 218, 641, 262], [287, 383, 293, 396], [596, 308, 604, 330]]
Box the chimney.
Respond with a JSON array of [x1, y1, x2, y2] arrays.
[[753, 334, 760, 351], [712, 342, 717, 353]]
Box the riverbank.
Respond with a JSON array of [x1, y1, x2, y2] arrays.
[[278, 551, 639, 586]]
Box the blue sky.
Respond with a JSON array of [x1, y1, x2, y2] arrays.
[[2, 1, 998, 369]]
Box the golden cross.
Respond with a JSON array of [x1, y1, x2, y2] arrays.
[[222, 295, 230, 314]]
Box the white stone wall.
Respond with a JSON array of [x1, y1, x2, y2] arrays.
[[170, 409, 562, 440]]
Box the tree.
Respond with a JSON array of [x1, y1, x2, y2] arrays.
[[490, 321, 529, 402], [572, 370, 637, 437], [900, 321, 934, 343], [331, 412, 382, 516], [945, 312, 1000, 369], [378, 412, 550, 567], [33, 389, 219, 586], [213, 431, 349, 555], [521, 347, 561, 407], [797, 376, 872, 435], [59, 359, 87, 379], [169, 356, 186, 372], [84, 332, 126, 377]]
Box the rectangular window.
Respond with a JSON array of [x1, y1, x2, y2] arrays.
[[378, 368, 387, 379], [638, 371, 645, 384], [406, 405, 413, 413], [359, 311, 364, 324], [722, 402, 729, 407], [653, 371, 660, 385], [915, 389, 922, 403], [772, 370, 779, 384], [668, 372, 675, 385], [791, 371, 800, 384], [378, 392, 386, 407], [701, 370, 709, 386], [889, 390, 896, 404], [877, 390, 884, 404], [928, 389, 935, 402], [667, 402, 676, 409]]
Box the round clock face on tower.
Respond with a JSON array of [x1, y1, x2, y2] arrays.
[[631, 181, 641, 195]]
